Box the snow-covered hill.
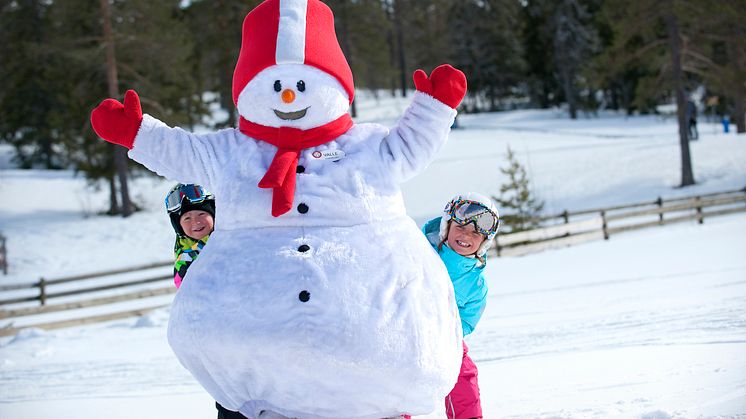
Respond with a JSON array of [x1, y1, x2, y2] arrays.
[[1, 99, 745, 418]]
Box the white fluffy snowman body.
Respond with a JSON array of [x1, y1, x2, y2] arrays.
[[129, 63, 462, 419]]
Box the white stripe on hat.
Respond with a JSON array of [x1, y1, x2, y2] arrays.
[[276, 0, 307, 64]]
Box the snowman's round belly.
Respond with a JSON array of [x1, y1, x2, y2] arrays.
[[167, 217, 462, 418]]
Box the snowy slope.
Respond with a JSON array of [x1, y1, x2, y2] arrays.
[[1, 214, 744, 419], [1, 96, 745, 418], [477, 213, 746, 418]]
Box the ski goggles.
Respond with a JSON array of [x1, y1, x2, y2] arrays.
[[165, 184, 211, 213], [446, 198, 499, 237]]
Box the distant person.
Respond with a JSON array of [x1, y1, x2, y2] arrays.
[[686, 99, 698, 140], [722, 115, 730, 133], [165, 184, 244, 419], [416, 193, 500, 419]]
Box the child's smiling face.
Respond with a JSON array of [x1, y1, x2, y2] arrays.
[[446, 221, 486, 256], [179, 210, 214, 240]]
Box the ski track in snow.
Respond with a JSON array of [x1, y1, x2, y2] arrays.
[[473, 267, 746, 364], [1, 359, 194, 401]]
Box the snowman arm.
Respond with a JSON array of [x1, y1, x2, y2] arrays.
[[127, 114, 226, 189], [378, 91, 457, 182]]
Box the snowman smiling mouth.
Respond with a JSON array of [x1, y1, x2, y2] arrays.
[[273, 107, 309, 120]]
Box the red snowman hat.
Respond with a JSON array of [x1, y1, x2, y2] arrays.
[[232, 0, 355, 105]]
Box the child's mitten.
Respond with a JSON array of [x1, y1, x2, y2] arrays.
[[90, 89, 143, 149], [413, 64, 467, 109]]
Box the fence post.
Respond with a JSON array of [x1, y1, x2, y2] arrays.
[[562, 210, 569, 224], [39, 277, 47, 306], [495, 235, 502, 257], [656, 196, 664, 225], [0, 234, 7, 275], [695, 196, 703, 224], [601, 210, 609, 240]]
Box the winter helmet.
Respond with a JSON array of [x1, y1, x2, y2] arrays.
[[439, 192, 499, 258], [165, 183, 215, 237]]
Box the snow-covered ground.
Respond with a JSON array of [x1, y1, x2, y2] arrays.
[[1, 94, 745, 418]]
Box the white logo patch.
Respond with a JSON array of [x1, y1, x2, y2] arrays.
[[311, 150, 345, 161]]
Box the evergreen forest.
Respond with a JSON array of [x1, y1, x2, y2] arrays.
[[1, 0, 744, 215]]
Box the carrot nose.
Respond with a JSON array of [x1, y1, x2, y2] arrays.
[[281, 89, 296, 104]]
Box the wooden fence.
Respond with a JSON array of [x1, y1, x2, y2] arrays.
[[1, 187, 745, 335], [0, 260, 173, 336], [0, 260, 173, 306], [494, 187, 746, 256], [0, 233, 7, 275]]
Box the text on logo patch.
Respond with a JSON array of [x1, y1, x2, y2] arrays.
[[311, 150, 345, 161]]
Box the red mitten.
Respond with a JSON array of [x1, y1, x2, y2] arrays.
[[412, 64, 467, 109], [90, 90, 143, 149]]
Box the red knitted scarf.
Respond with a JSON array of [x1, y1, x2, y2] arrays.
[[239, 114, 354, 217]]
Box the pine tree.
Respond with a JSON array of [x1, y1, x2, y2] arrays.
[[380, 0, 408, 97], [551, 0, 599, 119], [523, 0, 599, 119], [522, 0, 559, 109], [82, 0, 201, 214], [587, 4, 654, 115], [380, 0, 457, 97], [184, 0, 259, 128], [495, 146, 545, 233], [448, 0, 526, 112], [328, 0, 394, 93], [0, 0, 204, 214], [683, 0, 746, 133], [600, 0, 698, 186], [0, 0, 60, 169]]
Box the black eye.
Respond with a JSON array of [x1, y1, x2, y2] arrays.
[[297, 80, 305, 92], [274, 80, 282, 92]]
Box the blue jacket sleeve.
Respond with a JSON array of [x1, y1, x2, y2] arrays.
[[460, 294, 487, 336]]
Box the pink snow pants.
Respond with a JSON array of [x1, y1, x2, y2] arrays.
[[444, 341, 482, 419], [402, 341, 482, 419]]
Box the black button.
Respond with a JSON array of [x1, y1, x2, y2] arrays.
[[298, 244, 310, 253], [296, 165, 305, 173], [298, 290, 310, 302], [297, 203, 309, 214]]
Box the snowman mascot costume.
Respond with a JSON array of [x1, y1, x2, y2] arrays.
[[91, 1, 467, 418]]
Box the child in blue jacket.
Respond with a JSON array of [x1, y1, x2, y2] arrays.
[[422, 193, 499, 419]]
